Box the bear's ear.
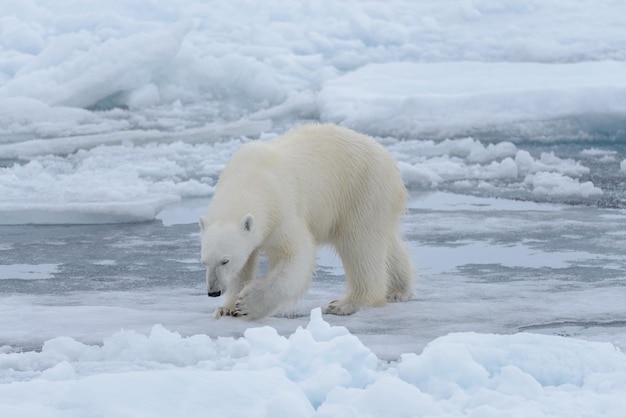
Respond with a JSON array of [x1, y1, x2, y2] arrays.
[[199, 216, 207, 231], [241, 214, 254, 232]]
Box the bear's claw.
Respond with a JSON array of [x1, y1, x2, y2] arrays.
[[232, 302, 248, 317]]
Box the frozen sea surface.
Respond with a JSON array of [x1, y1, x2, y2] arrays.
[[2, 191, 625, 357], [2, 0, 626, 416]]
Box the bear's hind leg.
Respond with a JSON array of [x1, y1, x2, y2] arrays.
[[325, 237, 388, 316], [385, 233, 414, 303]]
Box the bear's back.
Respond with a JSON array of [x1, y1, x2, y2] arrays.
[[269, 124, 407, 238]]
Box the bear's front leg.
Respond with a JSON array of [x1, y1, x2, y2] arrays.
[[213, 250, 259, 319], [233, 235, 316, 320], [214, 287, 242, 318], [232, 280, 280, 319]]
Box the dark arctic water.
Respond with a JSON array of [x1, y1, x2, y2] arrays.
[[0, 222, 202, 294]]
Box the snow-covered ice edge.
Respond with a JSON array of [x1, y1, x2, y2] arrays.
[[2, 308, 625, 417]]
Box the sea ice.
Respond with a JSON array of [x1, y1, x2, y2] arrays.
[[2, 310, 626, 417]]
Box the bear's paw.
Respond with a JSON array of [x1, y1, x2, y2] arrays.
[[214, 306, 235, 318], [323, 299, 360, 316], [386, 289, 413, 303], [233, 283, 275, 320]]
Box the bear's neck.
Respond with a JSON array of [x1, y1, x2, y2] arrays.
[[207, 191, 276, 239]]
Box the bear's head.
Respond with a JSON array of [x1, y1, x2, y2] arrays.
[[199, 214, 256, 298]]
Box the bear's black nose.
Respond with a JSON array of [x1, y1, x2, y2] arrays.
[[208, 291, 221, 297]]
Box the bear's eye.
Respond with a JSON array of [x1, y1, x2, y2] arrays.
[[220, 258, 230, 266]]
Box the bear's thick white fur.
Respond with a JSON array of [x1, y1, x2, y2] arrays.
[[200, 124, 414, 319]]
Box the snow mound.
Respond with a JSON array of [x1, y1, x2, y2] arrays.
[[2, 309, 626, 417], [390, 137, 601, 199]]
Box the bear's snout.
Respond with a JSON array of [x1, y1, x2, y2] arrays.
[[208, 291, 222, 297]]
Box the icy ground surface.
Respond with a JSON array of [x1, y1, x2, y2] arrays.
[[2, 191, 626, 358]]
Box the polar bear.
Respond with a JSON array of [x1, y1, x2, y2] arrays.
[[199, 124, 414, 320]]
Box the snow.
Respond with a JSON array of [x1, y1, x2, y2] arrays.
[[2, 0, 626, 416], [523, 172, 602, 198], [2, 310, 626, 417]]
